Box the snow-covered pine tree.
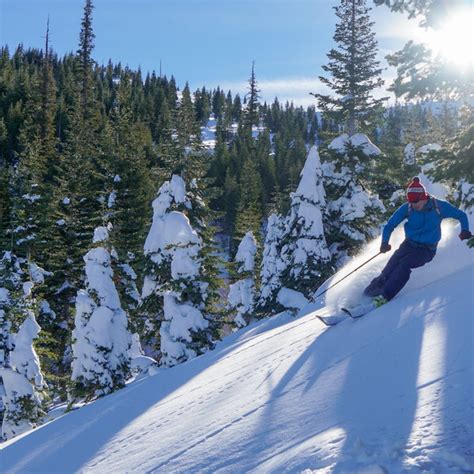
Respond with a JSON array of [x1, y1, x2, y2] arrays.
[[280, 145, 332, 297], [0, 251, 45, 440], [141, 174, 219, 366], [227, 232, 257, 328], [313, 0, 386, 135], [44, 0, 106, 392], [323, 133, 386, 264], [257, 213, 286, 314], [71, 226, 132, 398]]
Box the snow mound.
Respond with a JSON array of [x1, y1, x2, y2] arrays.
[[277, 287, 309, 310]]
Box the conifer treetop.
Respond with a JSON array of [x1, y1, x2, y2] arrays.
[[293, 145, 327, 206], [314, 0, 387, 134], [235, 232, 257, 274], [9, 315, 44, 388]]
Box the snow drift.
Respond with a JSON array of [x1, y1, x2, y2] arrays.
[[0, 226, 473, 473]]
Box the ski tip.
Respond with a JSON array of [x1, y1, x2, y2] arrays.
[[316, 313, 347, 326], [340, 307, 353, 317], [316, 315, 338, 327]]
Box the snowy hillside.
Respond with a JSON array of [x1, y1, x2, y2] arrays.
[[1, 225, 473, 473]]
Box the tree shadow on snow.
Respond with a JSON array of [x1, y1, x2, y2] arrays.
[[0, 341, 245, 473], [249, 299, 430, 472]]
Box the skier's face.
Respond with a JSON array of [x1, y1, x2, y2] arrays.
[[412, 199, 428, 211]]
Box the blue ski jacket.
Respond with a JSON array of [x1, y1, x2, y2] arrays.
[[382, 197, 470, 248]]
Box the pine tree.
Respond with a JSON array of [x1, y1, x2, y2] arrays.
[[212, 87, 226, 120], [194, 86, 211, 126], [227, 232, 258, 328], [222, 168, 239, 236], [141, 175, 220, 365], [176, 83, 201, 148], [279, 146, 332, 297], [40, 18, 57, 173], [0, 164, 11, 251], [77, 0, 95, 118], [0, 251, 45, 440], [43, 0, 105, 394], [257, 213, 286, 314], [9, 45, 56, 266], [314, 0, 386, 135], [71, 226, 132, 399], [234, 156, 263, 248], [106, 71, 154, 273], [323, 133, 386, 262], [244, 61, 261, 136], [232, 94, 242, 123]]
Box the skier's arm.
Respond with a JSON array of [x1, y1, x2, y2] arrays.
[[439, 201, 470, 231], [382, 203, 409, 243]]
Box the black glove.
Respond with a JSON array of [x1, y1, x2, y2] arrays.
[[380, 242, 392, 253], [459, 230, 472, 241]]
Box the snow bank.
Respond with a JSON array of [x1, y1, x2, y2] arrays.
[[277, 287, 308, 310]]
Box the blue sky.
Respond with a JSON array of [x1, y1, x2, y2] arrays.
[[0, 0, 423, 106]]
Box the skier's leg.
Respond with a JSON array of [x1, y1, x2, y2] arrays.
[[380, 240, 411, 279], [364, 241, 409, 296], [382, 246, 436, 300], [364, 276, 386, 297]]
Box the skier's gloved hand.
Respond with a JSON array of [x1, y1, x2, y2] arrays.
[[459, 230, 472, 241], [380, 242, 391, 253]]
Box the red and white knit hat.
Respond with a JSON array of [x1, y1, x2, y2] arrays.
[[407, 177, 428, 203]]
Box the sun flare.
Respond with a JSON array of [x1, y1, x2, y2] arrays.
[[425, 7, 474, 69]]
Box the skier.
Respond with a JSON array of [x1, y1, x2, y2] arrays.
[[364, 177, 471, 305]]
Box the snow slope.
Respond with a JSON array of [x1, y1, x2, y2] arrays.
[[1, 227, 473, 473]]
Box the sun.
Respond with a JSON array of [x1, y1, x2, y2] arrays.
[[424, 7, 474, 69]]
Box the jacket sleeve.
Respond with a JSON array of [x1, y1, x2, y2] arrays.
[[382, 203, 409, 243], [438, 200, 470, 231]]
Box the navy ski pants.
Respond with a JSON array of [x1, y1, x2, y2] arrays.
[[368, 240, 436, 300]]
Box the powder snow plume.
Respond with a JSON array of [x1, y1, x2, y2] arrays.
[[313, 222, 473, 310]]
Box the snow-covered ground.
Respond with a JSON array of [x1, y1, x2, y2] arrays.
[[1, 225, 473, 473]]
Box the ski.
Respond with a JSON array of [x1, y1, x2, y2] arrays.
[[341, 302, 376, 319], [316, 302, 377, 326], [315, 311, 348, 326]]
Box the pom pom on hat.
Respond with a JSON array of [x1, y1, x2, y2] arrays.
[[407, 177, 428, 203]]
